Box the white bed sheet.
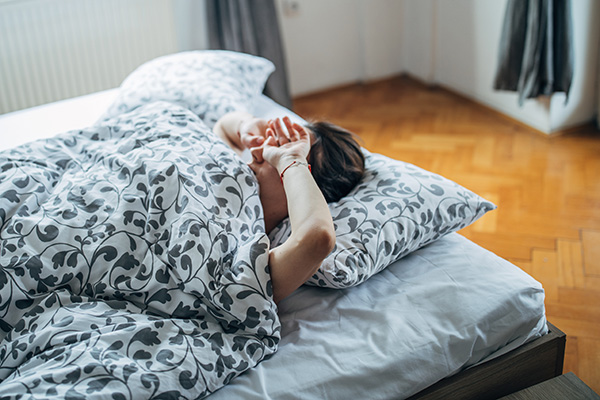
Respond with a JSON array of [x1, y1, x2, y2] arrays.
[[208, 233, 546, 400], [0, 89, 119, 151], [0, 91, 548, 399]]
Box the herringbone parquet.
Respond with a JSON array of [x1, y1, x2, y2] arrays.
[[293, 76, 600, 393]]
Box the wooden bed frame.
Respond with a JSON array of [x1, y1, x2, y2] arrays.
[[409, 322, 566, 399]]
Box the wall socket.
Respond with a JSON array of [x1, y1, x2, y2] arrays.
[[282, 0, 300, 17]]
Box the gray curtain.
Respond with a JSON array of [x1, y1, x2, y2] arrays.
[[493, 0, 574, 106], [206, 0, 292, 109]]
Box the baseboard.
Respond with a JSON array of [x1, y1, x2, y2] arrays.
[[318, 73, 599, 138]]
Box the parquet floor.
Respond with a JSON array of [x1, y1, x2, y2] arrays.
[[293, 76, 600, 393]]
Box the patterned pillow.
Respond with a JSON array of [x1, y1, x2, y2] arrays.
[[97, 50, 275, 127], [268, 151, 496, 288]]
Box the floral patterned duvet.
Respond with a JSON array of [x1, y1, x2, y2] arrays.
[[0, 101, 279, 399]]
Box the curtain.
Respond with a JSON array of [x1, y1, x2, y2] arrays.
[[206, 0, 292, 109], [493, 0, 574, 106]]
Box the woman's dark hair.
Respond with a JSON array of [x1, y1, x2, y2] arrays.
[[305, 121, 365, 203]]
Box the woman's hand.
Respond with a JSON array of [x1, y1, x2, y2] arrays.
[[213, 112, 269, 157], [239, 117, 269, 149], [261, 117, 311, 172]]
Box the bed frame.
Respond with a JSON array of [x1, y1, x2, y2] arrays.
[[410, 322, 566, 399]]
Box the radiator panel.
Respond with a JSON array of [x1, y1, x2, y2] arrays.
[[0, 0, 179, 114]]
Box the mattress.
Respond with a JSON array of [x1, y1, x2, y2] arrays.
[[209, 232, 547, 399], [0, 91, 548, 399]]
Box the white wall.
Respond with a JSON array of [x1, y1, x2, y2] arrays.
[[549, 0, 600, 131], [425, 0, 600, 133], [431, 0, 554, 132], [359, 0, 405, 81], [277, 0, 599, 134], [174, 0, 209, 52], [401, 0, 436, 83], [276, 0, 403, 96]]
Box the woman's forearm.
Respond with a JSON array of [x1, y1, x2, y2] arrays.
[[213, 111, 254, 152], [279, 159, 334, 242], [269, 158, 335, 303], [248, 116, 336, 303]]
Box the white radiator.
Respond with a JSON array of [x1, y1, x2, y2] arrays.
[[0, 0, 180, 114]]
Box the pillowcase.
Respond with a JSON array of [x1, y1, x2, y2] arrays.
[[268, 151, 496, 289], [97, 50, 275, 127]]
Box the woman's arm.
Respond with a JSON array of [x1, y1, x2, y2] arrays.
[[262, 118, 336, 303], [213, 111, 268, 156]]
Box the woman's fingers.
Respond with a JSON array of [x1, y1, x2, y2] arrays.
[[264, 117, 310, 149], [275, 119, 291, 143], [263, 128, 280, 150], [283, 117, 299, 141], [292, 122, 310, 142], [245, 134, 264, 148]]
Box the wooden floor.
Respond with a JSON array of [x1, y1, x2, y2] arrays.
[[293, 76, 600, 393]]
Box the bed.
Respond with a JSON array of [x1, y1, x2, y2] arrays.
[[0, 51, 565, 399]]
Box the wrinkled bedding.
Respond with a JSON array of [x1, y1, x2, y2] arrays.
[[209, 233, 547, 400], [0, 101, 280, 398]]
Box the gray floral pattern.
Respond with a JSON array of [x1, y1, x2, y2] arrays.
[[97, 50, 275, 128], [0, 102, 280, 398], [269, 151, 496, 288]]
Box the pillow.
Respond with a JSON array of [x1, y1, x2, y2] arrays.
[[97, 50, 275, 127], [268, 151, 496, 288]]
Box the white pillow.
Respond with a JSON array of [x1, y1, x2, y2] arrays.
[[98, 50, 275, 127], [269, 151, 496, 288]]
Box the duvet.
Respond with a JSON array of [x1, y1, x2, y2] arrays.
[[0, 102, 280, 398]]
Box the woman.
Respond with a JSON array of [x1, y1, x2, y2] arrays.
[[214, 112, 364, 303]]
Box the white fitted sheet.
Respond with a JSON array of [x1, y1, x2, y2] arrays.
[[0, 89, 119, 151], [0, 91, 548, 399], [209, 233, 547, 400]]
